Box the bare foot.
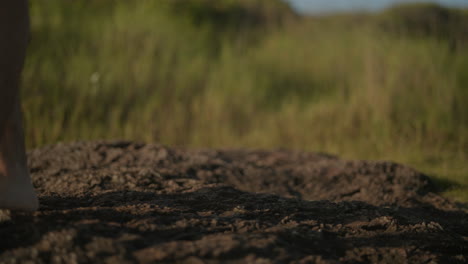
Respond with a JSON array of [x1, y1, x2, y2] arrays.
[[0, 171, 38, 212], [0, 102, 38, 212]]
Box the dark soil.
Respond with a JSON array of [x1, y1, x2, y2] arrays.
[[1, 141, 467, 263]]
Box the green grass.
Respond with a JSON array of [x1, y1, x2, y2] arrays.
[[22, 0, 468, 202]]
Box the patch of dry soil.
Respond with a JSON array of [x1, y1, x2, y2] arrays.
[[1, 141, 467, 263]]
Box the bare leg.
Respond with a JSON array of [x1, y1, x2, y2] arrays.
[[0, 100, 38, 211], [0, 0, 39, 211]]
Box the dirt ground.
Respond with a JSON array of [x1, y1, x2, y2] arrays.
[[1, 141, 467, 263]]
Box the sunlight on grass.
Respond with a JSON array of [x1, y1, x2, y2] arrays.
[[23, 0, 468, 202]]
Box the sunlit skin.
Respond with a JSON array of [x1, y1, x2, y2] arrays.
[[0, 0, 39, 211]]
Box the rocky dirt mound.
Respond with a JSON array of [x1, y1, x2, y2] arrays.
[[1, 141, 467, 263]]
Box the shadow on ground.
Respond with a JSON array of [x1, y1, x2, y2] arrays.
[[1, 141, 467, 263]]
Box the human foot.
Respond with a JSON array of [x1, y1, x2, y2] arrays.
[[0, 171, 38, 212], [0, 102, 39, 212]]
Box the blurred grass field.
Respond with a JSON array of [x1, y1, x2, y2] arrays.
[[23, 0, 468, 201]]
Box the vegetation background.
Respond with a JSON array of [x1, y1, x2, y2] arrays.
[[23, 0, 468, 201]]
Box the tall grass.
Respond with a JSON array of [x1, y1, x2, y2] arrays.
[[22, 1, 468, 201]]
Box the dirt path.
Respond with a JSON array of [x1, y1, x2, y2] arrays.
[[1, 141, 467, 263]]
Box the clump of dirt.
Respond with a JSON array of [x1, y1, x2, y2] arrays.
[[1, 141, 467, 263]]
